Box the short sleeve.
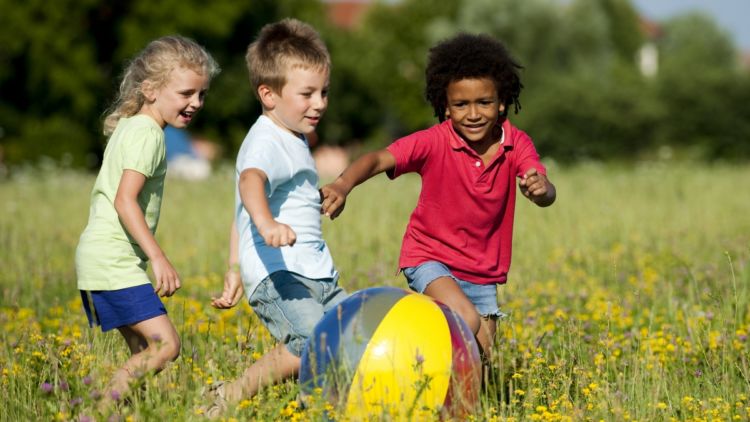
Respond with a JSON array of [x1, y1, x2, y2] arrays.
[[513, 132, 546, 178], [121, 125, 165, 177], [386, 128, 435, 178], [238, 136, 292, 194]]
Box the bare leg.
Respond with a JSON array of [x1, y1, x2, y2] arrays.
[[119, 325, 148, 354], [476, 315, 497, 359], [222, 343, 300, 402], [423, 277, 501, 358], [101, 315, 180, 408], [423, 276, 481, 335]]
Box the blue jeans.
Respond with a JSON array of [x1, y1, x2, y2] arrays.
[[248, 271, 348, 356], [403, 261, 505, 318]]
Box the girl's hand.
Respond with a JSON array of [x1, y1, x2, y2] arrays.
[[152, 255, 181, 297], [256, 220, 297, 248], [211, 269, 245, 309]]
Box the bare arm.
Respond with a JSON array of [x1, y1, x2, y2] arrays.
[[518, 168, 556, 207], [114, 169, 180, 297], [211, 219, 244, 309], [320, 149, 396, 219], [239, 168, 297, 247]]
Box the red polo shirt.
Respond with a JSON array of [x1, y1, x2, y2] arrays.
[[386, 118, 546, 285]]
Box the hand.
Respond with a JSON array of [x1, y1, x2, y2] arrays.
[[257, 220, 297, 247], [211, 269, 245, 309], [320, 182, 348, 220], [519, 168, 548, 197], [151, 255, 181, 297]]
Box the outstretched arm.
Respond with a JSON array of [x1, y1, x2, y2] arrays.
[[518, 168, 556, 207], [239, 168, 297, 247], [115, 169, 181, 297], [320, 149, 396, 219]]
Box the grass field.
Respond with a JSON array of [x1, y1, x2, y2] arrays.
[[1, 162, 749, 421]]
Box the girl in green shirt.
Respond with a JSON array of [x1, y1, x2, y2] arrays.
[[75, 35, 219, 411]]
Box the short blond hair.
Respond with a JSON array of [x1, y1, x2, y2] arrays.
[[245, 18, 330, 98]]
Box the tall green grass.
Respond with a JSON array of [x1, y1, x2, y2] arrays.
[[1, 162, 748, 420]]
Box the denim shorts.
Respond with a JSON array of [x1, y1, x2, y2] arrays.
[[248, 271, 348, 357], [403, 261, 505, 318], [80, 283, 167, 332]]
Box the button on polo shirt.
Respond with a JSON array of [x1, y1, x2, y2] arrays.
[[386, 118, 546, 285]]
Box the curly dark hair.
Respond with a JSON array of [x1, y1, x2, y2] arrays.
[[425, 33, 523, 122]]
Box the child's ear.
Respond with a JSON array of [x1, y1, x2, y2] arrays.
[[141, 80, 157, 102], [498, 103, 506, 115], [258, 84, 276, 109]]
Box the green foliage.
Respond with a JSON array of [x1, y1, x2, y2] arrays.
[[1, 0, 749, 168], [655, 13, 750, 159], [521, 63, 664, 161], [0, 0, 107, 165]]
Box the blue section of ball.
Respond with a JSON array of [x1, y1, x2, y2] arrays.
[[299, 287, 409, 394]]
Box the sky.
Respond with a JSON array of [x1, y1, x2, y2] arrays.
[[630, 0, 750, 51]]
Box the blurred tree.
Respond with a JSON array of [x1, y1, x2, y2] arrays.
[[333, 0, 461, 144], [0, 0, 109, 166], [599, 0, 643, 63], [421, 0, 653, 161], [1, 0, 747, 167], [655, 12, 746, 159], [0, 0, 328, 168]]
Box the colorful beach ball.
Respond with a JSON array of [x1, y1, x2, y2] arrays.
[[299, 287, 481, 418]]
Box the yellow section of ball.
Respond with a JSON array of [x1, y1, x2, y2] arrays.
[[346, 293, 453, 418]]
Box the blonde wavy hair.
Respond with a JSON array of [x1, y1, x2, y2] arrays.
[[103, 35, 220, 136]]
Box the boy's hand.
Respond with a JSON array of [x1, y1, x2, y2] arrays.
[[519, 168, 556, 206], [152, 256, 181, 297], [211, 269, 244, 309], [257, 220, 297, 247], [320, 182, 348, 220]]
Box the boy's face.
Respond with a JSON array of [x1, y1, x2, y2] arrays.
[[263, 66, 329, 137], [445, 77, 505, 148]]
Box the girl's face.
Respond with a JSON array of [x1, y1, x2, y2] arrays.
[[445, 77, 505, 149], [141, 67, 210, 129], [261, 66, 329, 137]]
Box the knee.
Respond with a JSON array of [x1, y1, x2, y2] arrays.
[[165, 337, 181, 362], [454, 304, 481, 334], [154, 335, 181, 363]]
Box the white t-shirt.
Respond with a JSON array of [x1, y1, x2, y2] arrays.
[[235, 115, 337, 297]]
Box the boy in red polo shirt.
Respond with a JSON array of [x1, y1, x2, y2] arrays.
[[320, 33, 556, 357]]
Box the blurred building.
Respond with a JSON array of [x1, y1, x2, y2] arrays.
[[637, 16, 663, 77], [325, 0, 370, 29]]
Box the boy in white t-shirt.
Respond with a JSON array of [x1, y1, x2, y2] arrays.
[[202, 19, 347, 416]]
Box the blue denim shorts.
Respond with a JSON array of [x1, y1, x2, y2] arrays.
[[248, 271, 348, 357], [80, 283, 167, 332], [403, 261, 505, 318]]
